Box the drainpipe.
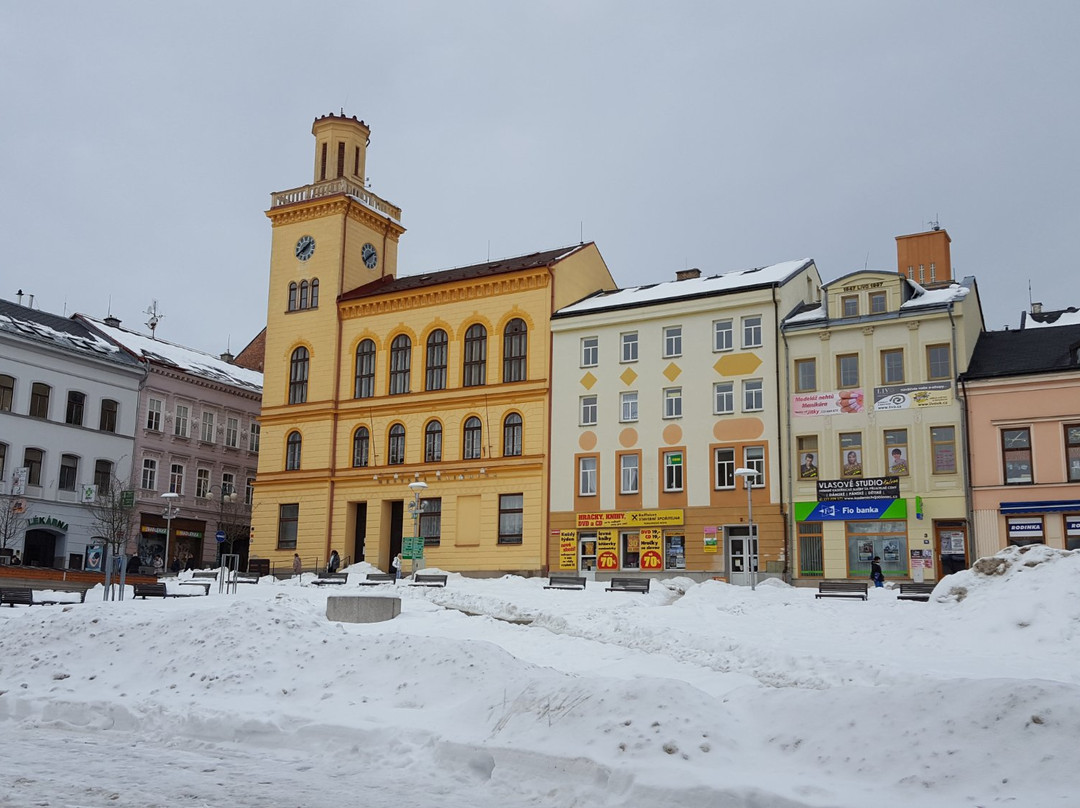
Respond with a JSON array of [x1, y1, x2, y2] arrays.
[[781, 318, 794, 583], [772, 285, 790, 582], [952, 302, 975, 563]]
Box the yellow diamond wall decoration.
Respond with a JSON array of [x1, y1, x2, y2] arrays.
[[580, 372, 597, 390], [663, 363, 682, 381], [620, 368, 638, 386], [714, 353, 762, 376]]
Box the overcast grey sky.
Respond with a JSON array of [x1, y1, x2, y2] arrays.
[[3, 2, 1078, 354]]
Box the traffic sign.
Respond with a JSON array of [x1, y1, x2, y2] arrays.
[[215, 530, 226, 543]]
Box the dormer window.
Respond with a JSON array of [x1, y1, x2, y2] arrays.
[[869, 291, 887, 314]]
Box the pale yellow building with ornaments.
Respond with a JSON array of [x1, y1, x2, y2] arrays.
[[252, 114, 616, 575]]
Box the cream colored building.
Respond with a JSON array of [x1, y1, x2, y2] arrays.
[[780, 229, 983, 583], [550, 260, 822, 583]]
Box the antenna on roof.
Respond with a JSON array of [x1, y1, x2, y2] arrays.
[[864, 252, 870, 270], [144, 300, 164, 340], [929, 215, 940, 231], [487, 240, 491, 262], [580, 221, 584, 245]]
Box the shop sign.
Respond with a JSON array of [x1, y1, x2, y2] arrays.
[[639, 528, 663, 571], [817, 477, 900, 501], [703, 525, 718, 553], [559, 530, 577, 571], [28, 515, 69, 531], [141, 525, 166, 535], [1066, 518, 1080, 537], [596, 529, 619, 570], [1007, 517, 1043, 538], [873, 382, 952, 410], [796, 499, 908, 522], [792, 389, 864, 417], [577, 509, 683, 528], [175, 530, 203, 539]]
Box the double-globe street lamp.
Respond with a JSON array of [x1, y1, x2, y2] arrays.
[[733, 467, 760, 590], [407, 480, 428, 577], [207, 483, 247, 565], [160, 492, 180, 577]]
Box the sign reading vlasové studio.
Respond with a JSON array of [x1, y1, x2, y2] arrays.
[[817, 477, 900, 501]]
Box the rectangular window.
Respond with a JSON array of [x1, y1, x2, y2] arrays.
[[620, 391, 638, 422], [0, 375, 13, 412], [742, 315, 762, 348], [1002, 428, 1033, 484], [664, 451, 684, 492], [884, 429, 908, 476], [581, 336, 598, 367], [663, 387, 682, 419], [620, 454, 639, 494], [663, 326, 682, 358], [621, 332, 638, 363], [141, 458, 157, 491], [66, 391, 85, 426], [169, 463, 184, 494], [196, 468, 210, 498], [836, 354, 859, 388], [0, 442, 6, 481], [797, 436, 819, 479], [881, 349, 905, 384], [174, 404, 189, 438], [795, 358, 817, 393], [249, 422, 260, 452], [665, 534, 686, 571], [798, 522, 824, 577], [713, 319, 733, 352], [841, 295, 858, 317], [278, 503, 299, 549], [869, 291, 887, 314], [744, 446, 765, 486], [225, 417, 239, 448], [94, 459, 113, 492], [498, 493, 523, 544], [927, 344, 951, 380], [420, 497, 442, 545], [221, 472, 236, 497], [713, 382, 734, 415], [840, 433, 863, 477], [99, 399, 118, 432], [146, 398, 162, 431], [201, 411, 215, 443], [24, 448, 43, 486], [1066, 425, 1080, 482], [846, 520, 908, 578], [245, 477, 254, 506], [59, 454, 79, 491], [931, 426, 957, 474], [742, 379, 763, 412], [579, 457, 597, 496], [30, 383, 50, 419], [714, 447, 735, 489], [580, 395, 597, 426]]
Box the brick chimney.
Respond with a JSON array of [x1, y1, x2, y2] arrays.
[[676, 268, 701, 281]]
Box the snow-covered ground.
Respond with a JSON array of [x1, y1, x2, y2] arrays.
[[2, 544, 1078, 807]]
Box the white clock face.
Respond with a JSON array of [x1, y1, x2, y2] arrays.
[[295, 235, 316, 261], [362, 242, 378, 269]]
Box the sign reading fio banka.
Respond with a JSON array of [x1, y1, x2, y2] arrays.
[[576, 509, 683, 528], [817, 477, 900, 501]]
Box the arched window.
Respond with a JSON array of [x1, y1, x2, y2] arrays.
[[463, 416, 483, 460], [288, 282, 298, 311], [389, 334, 412, 395], [426, 329, 448, 391], [309, 278, 319, 308], [503, 413, 523, 457], [463, 324, 487, 387], [299, 280, 310, 310], [424, 420, 443, 463], [503, 318, 527, 382], [388, 424, 406, 465], [354, 340, 376, 398], [352, 426, 369, 468], [289, 347, 309, 404], [285, 431, 302, 470]]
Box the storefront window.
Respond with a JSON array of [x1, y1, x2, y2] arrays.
[[579, 534, 597, 571], [846, 520, 907, 578], [665, 534, 685, 570], [621, 531, 640, 569], [798, 522, 823, 577]]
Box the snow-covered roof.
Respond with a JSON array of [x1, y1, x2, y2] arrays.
[[1021, 307, 1080, 329], [0, 299, 138, 369], [899, 277, 971, 311], [79, 316, 263, 393], [555, 259, 814, 316]]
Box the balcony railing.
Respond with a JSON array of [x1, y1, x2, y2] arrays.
[[270, 178, 401, 221]]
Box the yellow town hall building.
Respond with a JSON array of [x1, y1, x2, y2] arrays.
[[251, 114, 616, 575]]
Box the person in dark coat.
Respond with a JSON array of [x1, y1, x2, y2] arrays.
[[127, 554, 141, 574], [327, 550, 340, 574], [870, 556, 885, 588]]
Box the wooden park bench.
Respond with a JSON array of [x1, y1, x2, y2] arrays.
[[233, 572, 260, 585], [815, 581, 869, 600], [0, 588, 36, 607], [544, 575, 587, 590], [897, 582, 936, 602], [133, 583, 168, 599], [409, 573, 448, 588], [357, 573, 396, 586], [605, 577, 650, 594], [312, 572, 349, 586]]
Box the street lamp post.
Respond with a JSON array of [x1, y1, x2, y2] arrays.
[[209, 484, 241, 564], [733, 467, 760, 590], [407, 480, 428, 577], [160, 492, 180, 577]]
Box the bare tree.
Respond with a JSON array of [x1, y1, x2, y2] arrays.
[[0, 492, 28, 554], [85, 477, 138, 600]]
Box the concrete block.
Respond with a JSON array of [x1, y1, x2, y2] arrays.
[[326, 595, 400, 624]]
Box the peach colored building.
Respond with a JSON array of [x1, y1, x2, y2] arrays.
[[962, 320, 1080, 556]]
